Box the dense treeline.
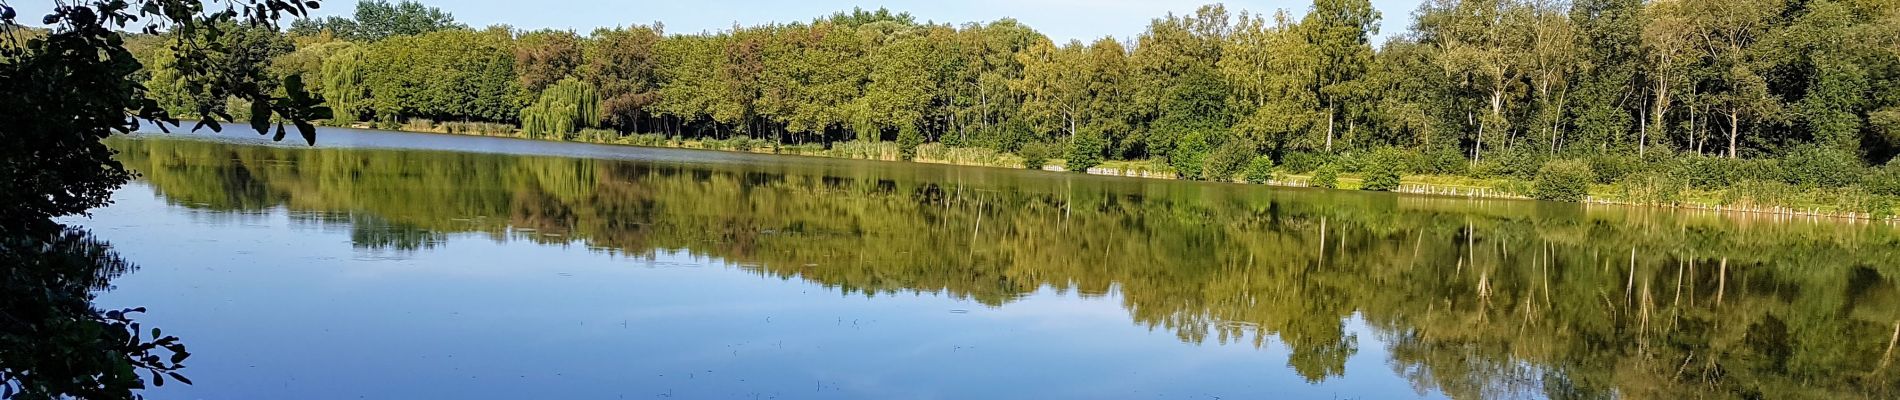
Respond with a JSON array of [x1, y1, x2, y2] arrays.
[[137, 0, 1900, 206], [115, 137, 1900, 398]]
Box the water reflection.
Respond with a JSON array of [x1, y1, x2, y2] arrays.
[[0, 224, 191, 398], [111, 136, 1900, 399]]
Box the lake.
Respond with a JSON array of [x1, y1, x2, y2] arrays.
[[66, 127, 1900, 399]]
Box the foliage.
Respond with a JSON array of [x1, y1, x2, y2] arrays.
[[1780, 145, 1863, 188], [289, 0, 463, 42], [521, 78, 599, 139], [1244, 156, 1276, 184], [1360, 147, 1405, 191], [1586, 153, 1638, 184], [1202, 140, 1254, 182], [358, 27, 517, 123], [3, 0, 324, 397], [1868, 162, 1900, 197], [1613, 170, 1687, 205], [1413, 146, 1467, 176], [1018, 142, 1053, 170], [1, 226, 195, 399], [1282, 151, 1330, 174], [1066, 131, 1106, 173], [897, 125, 923, 161], [96, 0, 1900, 212], [1533, 159, 1595, 202], [1167, 130, 1215, 180], [1310, 164, 1340, 189]]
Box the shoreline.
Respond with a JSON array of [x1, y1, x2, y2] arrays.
[[347, 122, 1900, 223]]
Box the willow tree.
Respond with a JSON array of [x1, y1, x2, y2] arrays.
[[521, 78, 599, 139], [320, 45, 370, 122]]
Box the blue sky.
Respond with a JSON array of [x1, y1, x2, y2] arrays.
[[17, 0, 1422, 42]]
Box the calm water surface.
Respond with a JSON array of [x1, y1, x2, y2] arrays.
[[66, 127, 1900, 399]]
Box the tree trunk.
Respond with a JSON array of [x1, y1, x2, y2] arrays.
[[1727, 112, 1740, 159], [1325, 108, 1335, 152]]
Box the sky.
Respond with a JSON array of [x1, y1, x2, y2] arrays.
[[15, 0, 1423, 42]]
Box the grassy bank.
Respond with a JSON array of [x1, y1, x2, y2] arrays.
[[370, 120, 1900, 222]]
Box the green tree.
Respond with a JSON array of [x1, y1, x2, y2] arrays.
[[1303, 0, 1380, 152], [856, 25, 935, 142], [521, 78, 600, 139], [1224, 11, 1320, 153], [1567, 0, 1641, 155], [1681, 0, 1785, 158], [1533, 159, 1594, 201], [293, 0, 462, 42], [515, 29, 584, 104], [1360, 147, 1406, 191], [582, 24, 664, 133]]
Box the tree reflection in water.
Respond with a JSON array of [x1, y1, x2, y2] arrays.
[[114, 137, 1900, 399], [1, 225, 191, 399]]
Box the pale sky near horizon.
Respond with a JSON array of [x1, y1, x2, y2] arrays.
[[14, 0, 1423, 42]]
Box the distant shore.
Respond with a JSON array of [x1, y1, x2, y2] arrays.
[[335, 121, 1899, 223]]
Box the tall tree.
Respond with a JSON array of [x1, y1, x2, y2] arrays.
[[1303, 0, 1380, 152], [856, 24, 935, 141], [1416, 0, 1533, 164], [1524, 0, 1576, 154], [1223, 10, 1320, 153], [1641, 0, 1694, 155], [514, 29, 583, 104], [1013, 38, 1085, 141], [581, 24, 665, 133], [1683, 0, 1785, 158], [1567, 0, 1642, 154]]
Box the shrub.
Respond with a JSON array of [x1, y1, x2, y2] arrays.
[[1244, 156, 1276, 184], [1334, 150, 1368, 173], [1282, 151, 1329, 174], [441, 121, 516, 136], [1167, 131, 1215, 180], [1066, 133, 1106, 173], [613, 133, 669, 147], [897, 125, 924, 161], [1019, 142, 1055, 170], [1679, 156, 1779, 190], [917, 144, 1012, 167], [1495, 179, 1536, 197], [1310, 164, 1340, 189], [1781, 145, 1863, 188], [401, 118, 437, 132], [1866, 162, 1900, 196], [1360, 147, 1407, 192], [1492, 146, 1548, 180], [574, 128, 618, 142], [1586, 153, 1638, 184], [1202, 141, 1253, 182], [1416, 146, 1469, 176], [1533, 159, 1594, 202], [830, 141, 900, 160]]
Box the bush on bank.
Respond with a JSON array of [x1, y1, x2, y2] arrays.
[[1534, 159, 1594, 202]]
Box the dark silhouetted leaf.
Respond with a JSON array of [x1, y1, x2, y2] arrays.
[[250, 100, 271, 134], [296, 121, 317, 145], [168, 372, 194, 386]]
